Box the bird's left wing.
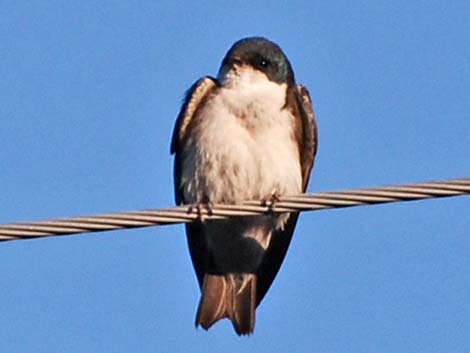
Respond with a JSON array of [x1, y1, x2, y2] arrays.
[[295, 84, 318, 190], [255, 84, 318, 305]]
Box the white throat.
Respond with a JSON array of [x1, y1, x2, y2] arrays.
[[217, 65, 287, 111]]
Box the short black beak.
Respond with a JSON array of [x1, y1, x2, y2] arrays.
[[223, 56, 242, 68], [231, 56, 242, 65]]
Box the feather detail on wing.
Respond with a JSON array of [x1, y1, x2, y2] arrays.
[[171, 77, 218, 292], [170, 76, 218, 155], [171, 76, 218, 204], [295, 84, 318, 190]]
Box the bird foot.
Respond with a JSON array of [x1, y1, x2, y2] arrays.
[[261, 190, 281, 212], [187, 201, 213, 222]]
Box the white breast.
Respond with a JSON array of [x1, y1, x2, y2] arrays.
[[180, 67, 302, 205]]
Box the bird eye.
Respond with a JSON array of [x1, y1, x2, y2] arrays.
[[260, 59, 269, 68]]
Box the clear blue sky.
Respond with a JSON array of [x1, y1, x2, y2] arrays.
[[1, 1, 469, 352]]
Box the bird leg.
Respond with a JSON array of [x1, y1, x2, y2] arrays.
[[187, 200, 213, 222], [261, 189, 281, 212]]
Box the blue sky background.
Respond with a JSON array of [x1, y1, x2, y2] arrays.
[[1, 1, 469, 352]]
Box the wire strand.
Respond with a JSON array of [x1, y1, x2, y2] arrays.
[[1, 177, 469, 242]]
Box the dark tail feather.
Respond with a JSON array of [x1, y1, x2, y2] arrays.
[[195, 274, 227, 329], [195, 274, 256, 335]]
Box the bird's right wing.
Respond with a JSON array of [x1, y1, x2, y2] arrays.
[[171, 76, 218, 289], [170, 76, 218, 155], [171, 76, 218, 204]]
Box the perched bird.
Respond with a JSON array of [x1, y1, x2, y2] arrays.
[[171, 37, 318, 335]]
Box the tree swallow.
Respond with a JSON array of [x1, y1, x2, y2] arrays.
[[171, 37, 318, 335]]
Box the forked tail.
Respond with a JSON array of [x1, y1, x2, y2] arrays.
[[195, 273, 256, 335]]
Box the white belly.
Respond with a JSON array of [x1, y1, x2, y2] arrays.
[[180, 86, 302, 205]]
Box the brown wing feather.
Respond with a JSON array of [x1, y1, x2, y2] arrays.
[[295, 84, 318, 189], [171, 76, 218, 204], [256, 84, 318, 305], [170, 76, 217, 154], [171, 77, 218, 288]]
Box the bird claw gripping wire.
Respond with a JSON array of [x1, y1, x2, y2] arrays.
[[187, 201, 213, 222], [261, 190, 281, 213]]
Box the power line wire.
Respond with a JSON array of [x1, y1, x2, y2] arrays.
[[1, 177, 469, 242]]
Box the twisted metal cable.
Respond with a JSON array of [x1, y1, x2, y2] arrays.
[[1, 177, 469, 242]]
